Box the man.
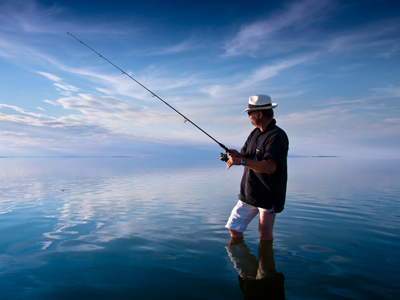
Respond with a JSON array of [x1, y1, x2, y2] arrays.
[[226, 94, 289, 245]]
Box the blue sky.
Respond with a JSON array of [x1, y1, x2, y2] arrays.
[[0, 0, 399, 158]]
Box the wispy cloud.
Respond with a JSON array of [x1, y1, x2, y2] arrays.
[[200, 54, 313, 100], [36, 71, 62, 82], [223, 0, 400, 61], [57, 94, 144, 118], [223, 0, 333, 57], [239, 54, 317, 87], [0, 112, 52, 127], [370, 86, 400, 98], [0, 0, 135, 36], [0, 104, 55, 119], [0, 0, 63, 33], [278, 85, 400, 145], [0, 130, 27, 136], [382, 118, 400, 124], [148, 36, 205, 55], [54, 83, 80, 93], [326, 17, 400, 57]]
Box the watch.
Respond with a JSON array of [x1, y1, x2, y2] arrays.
[[241, 158, 247, 166]]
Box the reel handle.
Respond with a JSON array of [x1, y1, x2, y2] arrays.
[[220, 152, 229, 162]]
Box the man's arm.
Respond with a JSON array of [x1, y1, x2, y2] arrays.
[[226, 156, 278, 174]]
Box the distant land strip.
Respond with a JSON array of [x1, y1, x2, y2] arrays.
[[0, 155, 339, 158]]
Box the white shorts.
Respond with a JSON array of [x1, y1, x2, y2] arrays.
[[225, 200, 275, 233]]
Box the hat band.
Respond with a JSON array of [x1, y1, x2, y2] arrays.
[[248, 103, 272, 109]]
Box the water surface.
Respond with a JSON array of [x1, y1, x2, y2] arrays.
[[0, 157, 399, 299]]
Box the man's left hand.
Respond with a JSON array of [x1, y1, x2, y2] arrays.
[[226, 156, 242, 169]]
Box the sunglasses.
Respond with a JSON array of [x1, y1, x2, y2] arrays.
[[247, 110, 259, 116]]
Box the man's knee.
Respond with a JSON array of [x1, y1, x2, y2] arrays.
[[258, 211, 276, 240]]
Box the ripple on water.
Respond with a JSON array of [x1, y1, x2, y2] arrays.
[[300, 244, 334, 253], [56, 278, 85, 289]]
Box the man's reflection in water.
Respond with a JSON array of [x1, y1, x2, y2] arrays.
[[226, 238, 285, 299]]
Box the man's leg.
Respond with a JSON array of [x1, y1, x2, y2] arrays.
[[226, 200, 259, 245], [258, 210, 276, 241], [230, 229, 244, 238], [227, 230, 244, 246]]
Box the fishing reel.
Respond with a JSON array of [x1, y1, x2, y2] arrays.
[[220, 152, 229, 162]]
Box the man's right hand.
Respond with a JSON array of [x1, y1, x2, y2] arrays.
[[227, 149, 240, 157]]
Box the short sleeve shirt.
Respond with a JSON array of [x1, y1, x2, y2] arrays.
[[238, 119, 289, 212]]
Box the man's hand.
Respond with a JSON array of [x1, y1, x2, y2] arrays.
[[227, 149, 240, 157], [226, 149, 246, 169], [226, 156, 242, 169]]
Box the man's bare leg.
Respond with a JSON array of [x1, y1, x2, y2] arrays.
[[227, 229, 244, 246], [259, 211, 276, 241]]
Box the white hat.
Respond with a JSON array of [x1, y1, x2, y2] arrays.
[[243, 94, 278, 113]]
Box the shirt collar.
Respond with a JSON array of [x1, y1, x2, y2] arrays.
[[257, 119, 276, 134]]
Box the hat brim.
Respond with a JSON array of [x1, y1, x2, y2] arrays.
[[243, 103, 278, 113]]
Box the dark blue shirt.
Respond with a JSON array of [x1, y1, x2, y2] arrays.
[[239, 119, 289, 212]]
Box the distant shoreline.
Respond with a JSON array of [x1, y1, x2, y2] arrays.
[[0, 156, 137, 158], [0, 155, 339, 158], [289, 155, 338, 158]]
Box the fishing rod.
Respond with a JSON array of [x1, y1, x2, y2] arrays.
[[67, 32, 229, 159]]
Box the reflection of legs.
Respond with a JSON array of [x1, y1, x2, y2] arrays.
[[226, 241, 258, 279], [258, 239, 275, 278], [258, 210, 276, 241]]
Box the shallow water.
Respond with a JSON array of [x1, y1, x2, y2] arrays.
[[0, 157, 399, 299]]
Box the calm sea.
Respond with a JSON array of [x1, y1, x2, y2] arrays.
[[0, 157, 399, 299]]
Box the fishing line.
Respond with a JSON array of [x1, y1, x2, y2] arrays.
[[67, 32, 229, 153]]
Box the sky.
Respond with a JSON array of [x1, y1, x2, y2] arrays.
[[0, 0, 399, 158]]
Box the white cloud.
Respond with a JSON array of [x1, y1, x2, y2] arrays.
[[95, 87, 114, 95], [276, 89, 400, 157], [0, 112, 48, 126], [0, 104, 55, 119], [36, 71, 62, 82], [239, 54, 316, 87], [224, 0, 333, 56], [223, 0, 400, 62], [273, 91, 305, 99], [0, 131, 27, 136], [43, 100, 58, 106], [55, 93, 182, 126], [337, 64, 363, 71], [200, 55, 312, 100], [0, 0, 63, 33], [57, 94, 143, 116], [326, 17, 400, 56], [0, 0, 134, 36], [382, 118, 400, 124], [370, 86, 400, 98], [148, 36, 204, 55], [53, 83, 80, 92]]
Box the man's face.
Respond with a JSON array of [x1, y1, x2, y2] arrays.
[[248, 110, 261, 126]]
